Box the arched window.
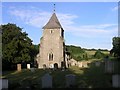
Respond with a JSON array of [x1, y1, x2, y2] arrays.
[[49, 53, 53, 61]]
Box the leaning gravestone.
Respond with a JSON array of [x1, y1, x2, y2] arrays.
[[105, 60, 114, 74], [41, 73, 52, 88], [17, 64, 21, 71], [0, 78, 8, 89], [65, 74, 76, 87], [112, 74, 120, 88], [27, 64, 30, 69]]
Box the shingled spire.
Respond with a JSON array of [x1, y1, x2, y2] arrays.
[[42, 13, 62, 29]]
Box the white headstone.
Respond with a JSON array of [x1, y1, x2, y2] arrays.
[[17, 64, 21, 71], [78, 62, 82, 68], [0, 79, 8, 89], [112, 74, 120, 88], [65, 74, 76, 87], [41, 73, 52, 88], [27, 64, 30, 69]]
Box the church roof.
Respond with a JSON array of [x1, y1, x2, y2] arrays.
[[43, 13, 62, 29]]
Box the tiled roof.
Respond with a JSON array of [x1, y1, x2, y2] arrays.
[[43, 13, 62, 29]]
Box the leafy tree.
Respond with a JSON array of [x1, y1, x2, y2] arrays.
[[110, 37, 120, 57], [66, 45, 87, 61], [94, 50, 105, 59], [2, 23, 38, 70]]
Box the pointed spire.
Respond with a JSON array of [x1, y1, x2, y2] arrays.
[[43, 5, 62, 29]]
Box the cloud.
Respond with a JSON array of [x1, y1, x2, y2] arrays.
[[112, 5, 120, 11], [64, 24, 117, 39], [8, 6, 117, 50], [9, 7, 117, 34], [9, 7, 78, 28], [112, 6, 118, 11], [9, 7, 117, 37]]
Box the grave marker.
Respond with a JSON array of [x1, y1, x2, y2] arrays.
[[0, 78, 8, 89], [105, 60, 114, 74], [112, 74, 120, 88], [65, 74, 76, 87], [95, 61, 101, 67], [41, 73, 52, 88], [77, 62, 82, 68], [27, 64, 30, 69], [17, 64, 21, 71]]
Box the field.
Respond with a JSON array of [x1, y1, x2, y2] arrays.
[[85, 50, 109, 56], [1, 60, 113, 89]]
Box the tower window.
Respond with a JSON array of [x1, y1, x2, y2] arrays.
[[49, 53, 53, 61]]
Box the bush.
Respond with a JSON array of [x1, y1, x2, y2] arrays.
[[94, 50, 105, 59]]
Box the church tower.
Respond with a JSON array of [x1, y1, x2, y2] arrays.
[[36, 8, 66, 69]]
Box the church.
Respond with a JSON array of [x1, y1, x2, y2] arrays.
[[36, 8, 70, 69]]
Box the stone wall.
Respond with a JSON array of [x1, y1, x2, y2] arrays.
[[37, 28, 65, 68]]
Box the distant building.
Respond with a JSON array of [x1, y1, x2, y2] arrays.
[[36, 11, 70, 69]]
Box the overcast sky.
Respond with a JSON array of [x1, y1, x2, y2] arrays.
[[2, 1, 119, 50]]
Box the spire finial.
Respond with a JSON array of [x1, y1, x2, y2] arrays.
[[54, 4, 55, 12]]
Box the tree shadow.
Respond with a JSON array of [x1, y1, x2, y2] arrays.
[[2, 61, 114, 89], [74, 61, 112, 88]]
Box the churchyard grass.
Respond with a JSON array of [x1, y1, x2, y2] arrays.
[[2, 60, 113, 89]]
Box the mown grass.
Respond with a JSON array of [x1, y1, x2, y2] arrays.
[[2, 60, 113, 89]]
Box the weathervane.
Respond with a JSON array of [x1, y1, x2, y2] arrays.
[[54, 4, 56, 12]]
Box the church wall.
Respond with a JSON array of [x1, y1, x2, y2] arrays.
[[38, 28, 64, 68]]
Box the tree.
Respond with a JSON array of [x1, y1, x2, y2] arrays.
[[111, 37, 120, 57], [94, 50, 105, 59], [66, 45, 87, 61], [2, 23, 38, 70]]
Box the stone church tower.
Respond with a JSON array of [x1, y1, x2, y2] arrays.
[[36, 12, 67, 69]]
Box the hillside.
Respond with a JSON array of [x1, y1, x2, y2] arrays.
[[66, 45, 109, 61]]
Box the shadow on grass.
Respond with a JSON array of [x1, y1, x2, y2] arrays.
[[2, 60, 115, 89], [75, 61, 112, 88]]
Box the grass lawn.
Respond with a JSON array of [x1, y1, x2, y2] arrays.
[[1, 60, 113, 89]]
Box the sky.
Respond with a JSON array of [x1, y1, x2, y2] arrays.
[[1, 2, 119, 50]]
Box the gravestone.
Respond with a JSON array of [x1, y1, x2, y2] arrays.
[[0, 78, 8, 89], [17, 64, 21, 71], [95, 61, 101, 67], [112, 74, 120, 88], [27, 64, 30, 69], [113, 61, 119, 74], [105, 60, 114, 74], [65, 74, 76, 87], [77, 62, 82, 68], [41, 73, 52, 88], [20, 78, 31, 88], [82, 62, 88, 68], [0, 79, 1, 90], [30, 68, 35, 72]]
